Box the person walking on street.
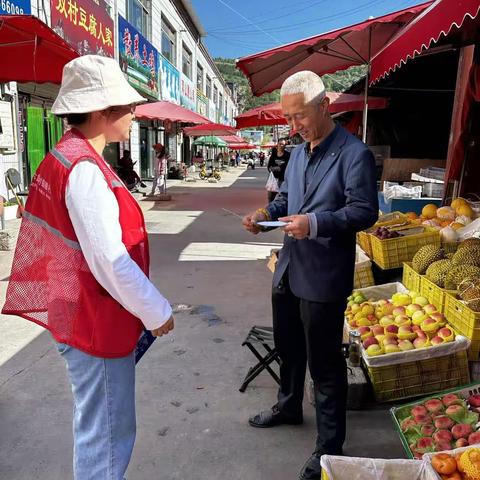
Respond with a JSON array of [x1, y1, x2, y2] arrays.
[[242, 71, 378, 480], [267, 138, 291, 202], [151, 143, 170, 195], [2, 55, 174, 480]]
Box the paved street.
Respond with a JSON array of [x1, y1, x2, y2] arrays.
[[0, 166, 404, 480]]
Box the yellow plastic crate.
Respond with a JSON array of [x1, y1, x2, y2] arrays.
[[357, 212, 409, 259], [370, 227, 440, 270], [445, 293, 480, 360], [419, 276, 456, 313], [402, 262, 421, 292], [366, 350, 469, 402], [353, 263, 374, 289]]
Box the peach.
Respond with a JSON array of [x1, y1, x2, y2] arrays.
[[442, 393, 461, 407], [431, 336, 444, 345], [414, 296, 429, 306], [433, 429, 453, 443], [421, 424, 435, 436], [412, 310, 429, 325], [384, 344, 400, 354], [371, 325, 384, 336], [435, 440, 453, 452], [456, 438, 470, 448], [358, 326, 373, 340], [385, 324, 399, 335], [451, 423, 473, 440], [412, 405, 428, 417], [394, 315, 411, 326], [425, 399, 444, 414], [356, 317, 372, 327], [375, 334, 386, 343], [366, 344, 384, 356], [424, 304, 438, 314], [469, 394, 480, 408], [401, 417, 417, 432], [413, 336, 430, 349], [392, 306, 406, 317], [383, 335, 398, 346], [416, 436, 434, 450], [366, 313, 377, 322], [468, 431, 480, 445], [406, 304, 423, 317], [379, 315, 395, 326], [438, 327, 454, 342], [398, 339, 415, 351], [363, 337, 378, 349], [434, 416, 455, 429]]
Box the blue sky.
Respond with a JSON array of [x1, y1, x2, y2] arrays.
[[190, 0, 427, 59]]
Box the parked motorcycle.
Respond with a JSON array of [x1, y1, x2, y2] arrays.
[[199, 163, 221, 180]]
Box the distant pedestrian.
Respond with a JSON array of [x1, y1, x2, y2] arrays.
[[2, 55, 174, 480], [151, 143, 170, 195], [267, 138, 290, 202]]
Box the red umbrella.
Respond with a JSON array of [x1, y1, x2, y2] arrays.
[[135, 101, 209, 124], [183, 122, 237, 136], [235, 93, 388, 129], [219, 134, 246, 145], [235, 2, 432, 96], [371, 0, 480, 84], [0, 15, 78, 84]]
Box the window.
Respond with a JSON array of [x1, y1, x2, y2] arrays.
[[219, 92, 223, 111], [128, 0, 150, 39], [225, 101, 228, 118], [161, 17, 176, 64], [197, 63, 204, 92], [206, 76, 212, 99], [213, 85, 218, 105], [182, 44, 192, 79]]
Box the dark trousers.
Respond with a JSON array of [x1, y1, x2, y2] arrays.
[[272, 274, 347, 454]]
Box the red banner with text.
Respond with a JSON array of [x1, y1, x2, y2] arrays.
[[50, 0, 114, 57]]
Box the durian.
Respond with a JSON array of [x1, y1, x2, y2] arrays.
[[444, 265, 480, 290], [425, 259, 453, 287], [412, 244, 444, 274], [451, 246, 480, 267]]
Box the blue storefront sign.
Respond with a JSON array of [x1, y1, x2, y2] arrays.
[[0, 0, 31, 14], [159, 55, 180, 104], [118, 15, 158, 98]]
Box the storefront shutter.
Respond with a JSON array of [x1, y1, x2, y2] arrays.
[[26, 106, 46, 177]]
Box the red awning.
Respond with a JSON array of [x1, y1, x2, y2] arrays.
[[219, 135, 245, 145], [135, 101, 209, 124], [183, 122, 237, 136], [0, 15, 78, 84], [371, 0, 480, 84], [236, 2, 432, 96], [235, 93, 388, 129]]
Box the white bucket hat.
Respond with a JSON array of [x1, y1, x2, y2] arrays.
[[52, 55, 146, 114]]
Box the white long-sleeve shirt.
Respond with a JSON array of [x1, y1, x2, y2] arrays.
[[65, 161, 172, 331]]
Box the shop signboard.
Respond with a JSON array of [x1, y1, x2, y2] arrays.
[[196, 90, 208, 118], [118, 15, 158, 98], [0, 101, 15, 151], [50, 0, 114, 57], [0, 0, 30, 15], [159, 55, 180, 104], [180, 74, 196, 112]]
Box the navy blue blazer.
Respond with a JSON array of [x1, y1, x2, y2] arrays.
[[267, 125, 378, 302]]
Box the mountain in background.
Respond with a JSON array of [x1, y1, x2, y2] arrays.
[[215, 58, 366, 114]]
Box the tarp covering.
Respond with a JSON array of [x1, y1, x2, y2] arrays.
[[0, 15, 78, 84], [235, 2, 432, 96]]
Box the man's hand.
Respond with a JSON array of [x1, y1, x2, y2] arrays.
[[151, 315, 174, 337], [242, 209, 267, 235], [280, 215, 310, 240]]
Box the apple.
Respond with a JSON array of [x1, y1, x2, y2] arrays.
[[406, 304, 422, 317], [392, 306, 406, 317], [363, 337, 379, 349], [430, 336, 443, 346], [424, 304, 437, 315], [411, 310, 429, 326], [414, 296, 429, 306], [366, 344, 384, 356], [398, 339, 415, 351]]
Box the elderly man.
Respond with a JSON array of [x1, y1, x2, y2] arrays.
[[243, 71, 378, 480]]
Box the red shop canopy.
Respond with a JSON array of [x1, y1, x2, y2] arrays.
[[0, 15, 78, 84], [135, 101, 209, 124], [236, 2, 432, 96], [183, 122, 237, 136], [235, 93, 388, 129], [219, 135, 245, 145], [371, 0, 480, 84]]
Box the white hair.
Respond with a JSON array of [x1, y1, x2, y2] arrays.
[[280, 71, 326, 105]]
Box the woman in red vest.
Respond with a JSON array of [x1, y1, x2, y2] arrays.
[[3, 55, 174, 479]]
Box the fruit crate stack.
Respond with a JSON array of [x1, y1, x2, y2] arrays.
[[370, 225, 440, 270], [391, 383, 480, 459], [345, 283, 470, 402], [357, 211, 409, 258]]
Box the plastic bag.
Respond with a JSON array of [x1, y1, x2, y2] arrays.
[[384, 182, 422, 202], [265, 172, 279, 192]]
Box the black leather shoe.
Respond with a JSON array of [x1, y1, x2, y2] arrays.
[[248, 405, 303, 428], [299, 452, 322, 480], [140, 182, 147, 188]]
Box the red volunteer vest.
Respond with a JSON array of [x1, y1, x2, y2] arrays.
[[2, 129, 149, 357]]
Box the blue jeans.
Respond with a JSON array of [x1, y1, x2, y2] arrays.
[[57, 343, 136, 480]]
